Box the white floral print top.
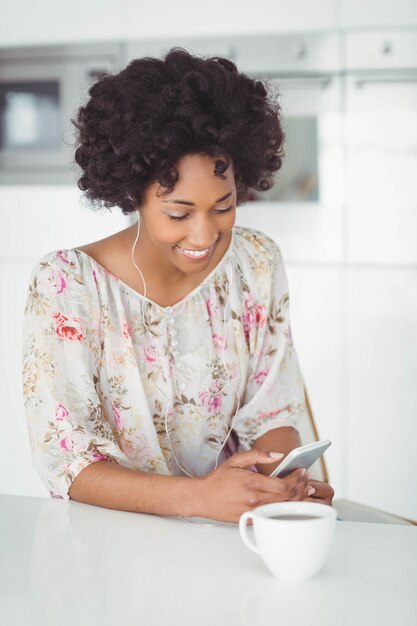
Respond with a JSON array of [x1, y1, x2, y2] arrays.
[[22, 225, 307, 499]]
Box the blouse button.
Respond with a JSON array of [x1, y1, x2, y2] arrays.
[[171, 339, 178, 347], [178, 382, 186, 391], [168, 317, 175, 325], [172, 350, 179, 359]]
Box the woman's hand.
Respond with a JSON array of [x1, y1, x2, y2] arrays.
[[191, 448, 312, 524], [302, 475, 335, 506]]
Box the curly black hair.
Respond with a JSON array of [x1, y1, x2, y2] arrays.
[[72, 47, 285, 215]]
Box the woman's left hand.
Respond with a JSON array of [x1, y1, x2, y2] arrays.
[[303, 478, 334, 506]]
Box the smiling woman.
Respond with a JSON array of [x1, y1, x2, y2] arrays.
[[125, 152, 237, 297], [21, 47, 334, 524]]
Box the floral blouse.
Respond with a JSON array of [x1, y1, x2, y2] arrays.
[[21, 225, 307, 499]]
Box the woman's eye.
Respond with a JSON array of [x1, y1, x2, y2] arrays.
[[217, 206, 233, 215], [168, 214, 187, 221], [168, 206, 233, 221]]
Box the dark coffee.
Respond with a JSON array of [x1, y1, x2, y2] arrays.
[[268, 514, 320, 521]]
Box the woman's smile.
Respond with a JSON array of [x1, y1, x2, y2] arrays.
[[175, 241, 216, 261]]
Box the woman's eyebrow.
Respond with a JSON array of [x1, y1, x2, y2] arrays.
[[162, 191, 233, 206]]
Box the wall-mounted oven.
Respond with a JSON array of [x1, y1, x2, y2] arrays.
[[0, 43, 122, 184]]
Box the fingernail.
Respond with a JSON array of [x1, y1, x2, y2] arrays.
[[301, 468, 307, 476], [308, 487, 316, 496], [269, 452, 284, 459]]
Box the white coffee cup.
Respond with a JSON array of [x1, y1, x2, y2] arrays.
[[239, 501, 337, 582]]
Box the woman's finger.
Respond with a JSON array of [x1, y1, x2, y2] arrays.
[[302, 496, 334, 506], [250, 468, 309, 496], [227, 448, 284, 469], [306, 479, 334, 502]]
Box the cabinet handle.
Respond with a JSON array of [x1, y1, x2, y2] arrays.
[[382, 41, 393, 56], [292, 42, 307, 60], [355, 75, 417, 88]]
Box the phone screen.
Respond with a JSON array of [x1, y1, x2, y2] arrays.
[[269, 440, 331, 478]]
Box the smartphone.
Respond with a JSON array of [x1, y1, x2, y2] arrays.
[[269, 439, 332, 478]]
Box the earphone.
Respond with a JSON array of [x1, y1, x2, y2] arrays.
[[131, 209, 240, 525]]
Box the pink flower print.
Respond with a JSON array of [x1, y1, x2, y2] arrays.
[[60, 436, 73, 452], [113, 406, 122, 429], [57, 250, 70, 265], [205, 297, 220, 320], [59, 432, 86, 454], [212, 333, 227, 351], [258, 406, 290, 420], [38, 268, 67, 296], [93, 269, 99, 290], [55, 404, 70, 421], [242, 291, 256, 341], [92, 452, 108, 462], [50, 269, 67, 295], [255, 304, 267, 327], [122, 320, 131, 340], [254, 370, 268, 386], [144, 344, 157, 363], [199, 380, 223, 413], [53, 312, 84, 341]]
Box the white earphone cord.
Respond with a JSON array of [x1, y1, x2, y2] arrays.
[[131, 210, 240, 524]]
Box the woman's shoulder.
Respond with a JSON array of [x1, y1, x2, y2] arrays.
[[26, 247, 99, 311], [233, 224, 282, 267], [29, 248, 86, 282]]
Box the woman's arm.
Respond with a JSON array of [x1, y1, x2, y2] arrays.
[[68, 448, 312, 522], [68, 460, 197, 516]]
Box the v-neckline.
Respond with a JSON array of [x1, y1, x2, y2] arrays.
[[72, 227, 236, 312]]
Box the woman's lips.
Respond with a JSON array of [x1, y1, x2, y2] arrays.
[[175, 242, 216, 261]]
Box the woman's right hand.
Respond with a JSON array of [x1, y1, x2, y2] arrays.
[[191, 448, 312, 523]]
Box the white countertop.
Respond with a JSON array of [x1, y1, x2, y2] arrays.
[[1, 494, 416, 626]]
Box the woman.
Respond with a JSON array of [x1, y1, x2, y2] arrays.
[[22, 47, 334, 523]]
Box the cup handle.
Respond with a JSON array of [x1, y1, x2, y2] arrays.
[[239, 511, 260, 554]]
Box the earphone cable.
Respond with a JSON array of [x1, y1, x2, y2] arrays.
[[131, 209, 241, 526]]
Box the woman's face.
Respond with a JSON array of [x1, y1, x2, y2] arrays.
[[137, 153, 237, 277]]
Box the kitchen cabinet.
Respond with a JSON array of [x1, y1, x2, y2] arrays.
[[343, 31, 417, 265], [0, 0, 340, 49], [347, 267, 417, 521], [339, 0, 417, 29], [234, 32, 341, 75], [124, 0, 338, 40], [0, 0, 122, 48]]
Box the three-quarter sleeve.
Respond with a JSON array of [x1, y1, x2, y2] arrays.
[[21, 249, 132, 499], [233, 240, 308, 450]]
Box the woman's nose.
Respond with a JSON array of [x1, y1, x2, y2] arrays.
[[189, 223, 218, 249]]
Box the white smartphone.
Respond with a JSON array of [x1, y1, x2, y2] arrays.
[[269, 439, 332, 478]]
